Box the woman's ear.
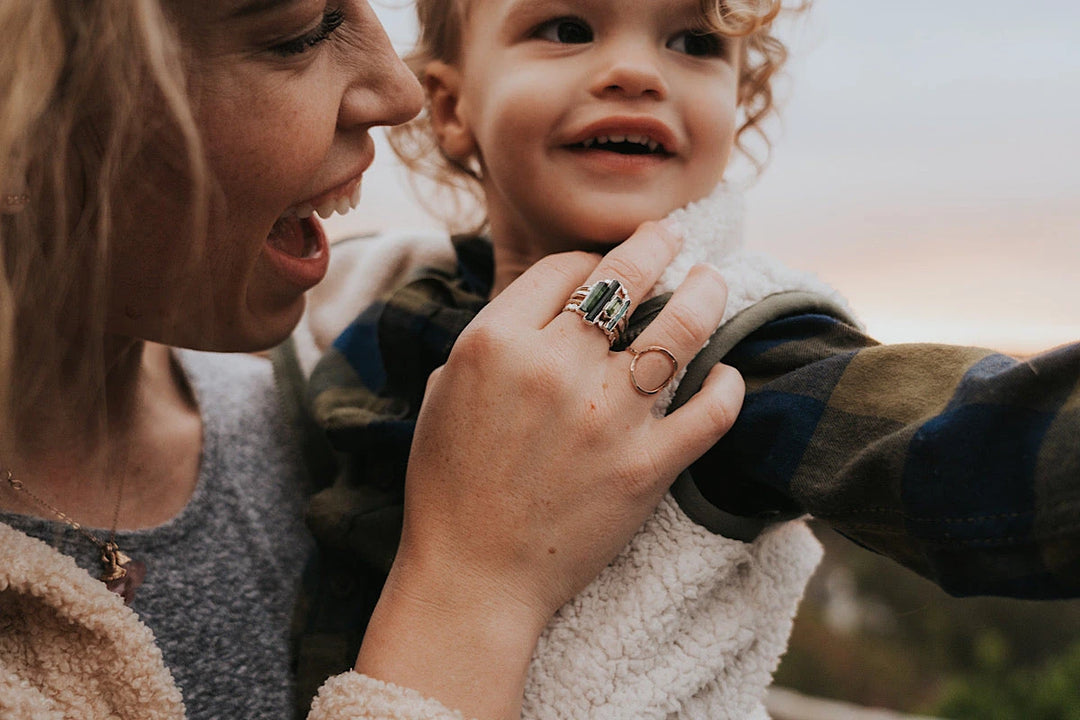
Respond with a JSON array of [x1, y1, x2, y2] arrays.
[[424, 61, 477, 161]]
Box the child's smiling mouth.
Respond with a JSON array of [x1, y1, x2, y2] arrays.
[[563, 118, 678, 159], [572, 135, 668, 155]]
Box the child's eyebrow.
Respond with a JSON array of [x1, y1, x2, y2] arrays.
[[491, 0, 581, 34], [499, 0, 612, 21], [499, 0, 571, 19], [497, 0, 712, 30]]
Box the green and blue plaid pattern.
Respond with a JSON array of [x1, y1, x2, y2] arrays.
[[293, 236, 1080, 709]]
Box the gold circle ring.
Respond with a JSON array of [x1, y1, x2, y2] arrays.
[[627, 345, 679, 396]]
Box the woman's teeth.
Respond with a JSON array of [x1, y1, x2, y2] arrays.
[[291, 183, 362, 220]]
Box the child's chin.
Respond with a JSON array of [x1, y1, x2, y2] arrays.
[[590, 229, 653, 252], [574, 205, 681, 248]]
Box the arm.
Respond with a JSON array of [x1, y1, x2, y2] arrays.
[[695, 311, 1080, 598]]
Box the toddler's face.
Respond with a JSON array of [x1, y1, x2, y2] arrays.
[[443, 0, 739, 253]]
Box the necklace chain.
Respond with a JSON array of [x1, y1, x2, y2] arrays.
[[3, 467, 144, 601], [4, 468, 117, 550]]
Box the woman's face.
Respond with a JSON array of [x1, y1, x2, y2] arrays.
[[108, 0, 422, 351]]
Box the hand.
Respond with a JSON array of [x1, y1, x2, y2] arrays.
[[355, 221, 744, 719]]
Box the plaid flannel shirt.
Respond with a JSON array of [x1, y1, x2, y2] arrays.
[[298, 236, 1080, 675], [308, 235, 1080, 590]]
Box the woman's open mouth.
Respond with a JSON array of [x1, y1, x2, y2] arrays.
[[267, 213, 321, 259], [264, 213, 329, 291]]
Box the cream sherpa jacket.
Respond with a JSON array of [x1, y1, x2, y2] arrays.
[[0, 513, 470, 719]]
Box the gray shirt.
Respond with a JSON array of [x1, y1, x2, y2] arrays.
[[1, 350, 314, 719]]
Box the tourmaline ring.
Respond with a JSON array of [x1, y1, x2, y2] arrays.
[[563, 279, 632, 345], [627, 345, 679, 396]]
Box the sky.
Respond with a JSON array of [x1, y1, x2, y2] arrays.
[[326, 0, 1080, 354]]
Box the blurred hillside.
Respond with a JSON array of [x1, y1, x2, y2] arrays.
[[777, 522, 1080, 719]]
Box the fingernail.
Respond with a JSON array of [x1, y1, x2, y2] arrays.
[[658, 218, 685, 243]]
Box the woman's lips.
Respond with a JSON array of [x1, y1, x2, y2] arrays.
[[264, 214, 329, 291]]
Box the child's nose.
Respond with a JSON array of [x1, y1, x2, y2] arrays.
[[589, 43, 669, 100]]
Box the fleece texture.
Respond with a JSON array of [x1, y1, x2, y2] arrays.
[[0, 517, 465, 720], [309, 672, 469, 720], [0, 522, 185, 720]]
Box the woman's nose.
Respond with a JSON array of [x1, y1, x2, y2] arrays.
[[338, 3, 424, 129], [589, 39, 669, 100]]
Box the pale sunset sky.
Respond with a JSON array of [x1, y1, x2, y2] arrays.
[[327, 0, 1080, 355]]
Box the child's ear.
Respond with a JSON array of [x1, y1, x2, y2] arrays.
[[424, 61, 477, 161]]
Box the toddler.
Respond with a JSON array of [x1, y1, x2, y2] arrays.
[[296, 0, 1080, 716]]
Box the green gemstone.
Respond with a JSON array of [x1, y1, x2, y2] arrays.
[[604, 297, 631, 331], [579, 281, 608, 316], [585, 280, 619, 322]]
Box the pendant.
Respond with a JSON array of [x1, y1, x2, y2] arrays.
[[100, 542, 146, 605]]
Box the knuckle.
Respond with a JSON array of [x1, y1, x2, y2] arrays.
[[425, 365, 445, 392], [705, 398, 736, 435], [598, 253, 647, 294], [704, 369, 744, 432], [660, 302, 711, 350], [534, 252, 597, 284], [452, 322, 506, 365]]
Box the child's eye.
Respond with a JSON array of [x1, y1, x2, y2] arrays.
[[269, 7, 345, 58], [667, 30, 725, 58], [533, 17, 594, 44]]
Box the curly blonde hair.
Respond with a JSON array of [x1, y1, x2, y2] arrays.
[[0, 0, 205, 451], [387, 0, 809, 232]]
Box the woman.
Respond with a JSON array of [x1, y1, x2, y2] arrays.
[[0, 1, 743, 719]]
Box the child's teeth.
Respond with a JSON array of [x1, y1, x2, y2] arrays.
[[316, 201, 336, 219], [597, 135, 609, 144], [583, 138, 595, 148], [296, 203, 315, 219], [648, 140, 659, 152], [336, 196, 350, 215], [350, 184, 362, 209], [609, 134, 625, 143]]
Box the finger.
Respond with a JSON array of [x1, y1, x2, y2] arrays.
[[548, 219, 684, 341], [629, 263, 728, 377], [651, 363, 745, 469], [482, 250, 601, 328]]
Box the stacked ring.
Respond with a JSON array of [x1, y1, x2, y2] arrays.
[[563, 279, 632, 345], [627, 345, 679, 396]]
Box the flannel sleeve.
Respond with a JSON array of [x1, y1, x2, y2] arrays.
[[693, 313, 1080, 599]]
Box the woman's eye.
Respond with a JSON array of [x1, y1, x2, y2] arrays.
[[269, 8, 345, 57], [667, 30, 724, 58], [534, 17, 594, 44]]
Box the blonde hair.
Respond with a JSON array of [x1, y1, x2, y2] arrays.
[[0, 0, 205, 451], [387, 0, 809, 232]]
